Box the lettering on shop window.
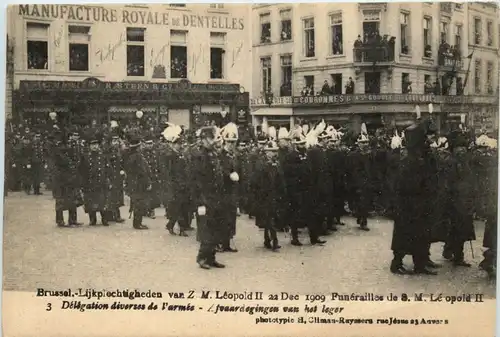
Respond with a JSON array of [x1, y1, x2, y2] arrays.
[[18, 5, 245, 30]]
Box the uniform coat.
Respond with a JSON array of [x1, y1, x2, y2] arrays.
[[124, 148, 152, 214], [80, 150, 109, 213], [52, 144, 84, 211]]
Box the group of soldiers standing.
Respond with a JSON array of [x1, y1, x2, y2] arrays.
[[4, 112, 497, 277]]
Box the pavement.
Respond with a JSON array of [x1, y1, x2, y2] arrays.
[[2, 191, 496, 298]]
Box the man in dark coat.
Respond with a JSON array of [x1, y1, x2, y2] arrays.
[[52, 131, 84, 227], [251, 140, 285, 251], [106, 134, 126, 223], [124, 137, 151, 230], [444, 131, 476, 267], [80, 137, 109, 226], [142, 135, 161, 218], [191, 127, 227, 269], [164, 132, 192, 237], [390, 120, 437, 275]]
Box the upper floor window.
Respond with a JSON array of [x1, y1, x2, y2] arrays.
[[169, 4, 186, 7], [68, 25, 90, 72], [440, 21, 449, 43], [209, 4, 224, 9], [330, 12, 343, 55], [210, 32, 226, 79], [487, 61, 494, 93], [303, 18, 315, 58], [170, 30, 187, 79], [126, 27, 145, 77], [487, 21, 493, 46], [280, 54, 292, 96], [400, 12, 410, 54], [423, 17, 432, 57], [280, 9, 292, 41], [27, 22, 49, 70], [474, 17, 482, 44], [260, 13, 271, 43], [474, 59, 482, 94], [261, 57, 272, 93], [455, 24, 462, 50]]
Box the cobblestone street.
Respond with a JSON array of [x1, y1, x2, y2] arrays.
[[3, 192, 495, 298]]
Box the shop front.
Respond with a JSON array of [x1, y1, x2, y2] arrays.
[[14, 78, 250, 129], [250, 96, 294, 132]]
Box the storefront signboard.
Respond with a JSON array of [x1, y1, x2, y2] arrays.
[[292, 94, 474, 105]]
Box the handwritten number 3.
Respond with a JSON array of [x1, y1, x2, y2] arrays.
[[46, 303, 52, 311]]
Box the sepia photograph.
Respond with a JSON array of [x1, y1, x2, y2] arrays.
[[2, 2, 498, 336]]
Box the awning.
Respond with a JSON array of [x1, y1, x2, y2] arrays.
[[23, 107, 69, 113], [108, 106, 157, 113], [251, 107, 293, 116]]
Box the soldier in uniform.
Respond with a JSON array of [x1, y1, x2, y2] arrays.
[[106, 134, 126, 223], [124, 137, 151, 230], [346, 128, 373, 231], [52, 130, 84, 227], [191, 126, 227, 269], [327, 132, 348, 228], [251, 139, 285, 251], [219, 123, 240, 252], [80, 135, 110, 226], [142, 135, 161, 218], [162, 125, 191, 237]]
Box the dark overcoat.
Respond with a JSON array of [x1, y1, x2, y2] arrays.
[[52, 145, 84, 211], [80, 150, 109, 213]]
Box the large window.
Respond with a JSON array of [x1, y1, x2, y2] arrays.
[[331, 74, 342, 94], [330, 12, 343, 55], [487, 21, 493, 46], [474, 59, 481, 94], [210, 32, 225, 79], [303, 75, 315, 96], [400, 12, 410, 54], [440, 21, 448, 43], [280, 54, 292, 96], [474, 18, 481, 44], [487, 61, 493, 93], [280, 9, 292, 41], [126, 27, 145, 76], [170, 30, 187, 79], [260, 13, 271, 43], [423, 17, 432, 57], [261, 57, 272, 93], [68, 25, 90, 72], [455, 24, 462, 50], [26, 22, 49, 70], [303, 18, 315, 57]]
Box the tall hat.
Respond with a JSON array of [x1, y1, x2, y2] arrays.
[[162, 123, 183, 143], [197, 126, 217, 139], [278, 127, 290, 140], [221, 122, 238, 142], [268, 126, 277, 140], [128, 135, 142, 148], [257, 133, 268, 144]]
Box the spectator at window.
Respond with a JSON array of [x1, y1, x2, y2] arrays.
[[424, 45, 432, 57], [345, 77, 355, 94], [320, 80, 332, 95], [333, 35, 343, 55], [424, 78, 434, 94]]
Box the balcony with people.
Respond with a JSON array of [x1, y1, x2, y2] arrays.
[[353, 31, 396, 64], [438, 40, 463, 68]]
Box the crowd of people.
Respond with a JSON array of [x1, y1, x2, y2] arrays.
[[3, 110, 497, 277]]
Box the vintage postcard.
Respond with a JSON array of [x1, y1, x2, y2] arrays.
[[2, 2, 498, 336]]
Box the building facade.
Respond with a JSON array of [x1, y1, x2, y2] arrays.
[[8, 4, 252, 129], [251, 2, 499, 134]]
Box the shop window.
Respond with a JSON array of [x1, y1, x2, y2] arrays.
[[280, 54, 292, 96], [400, 12, 410, 54], [210, 32, 225, 79], [474, 59, 481, 94], [170, 30, 187, 79], [423, 17, 432, 57], [330, 12, 343, 55], [331, 74, 342, 94], [261, 57, 272, 93], [260, 13, 271, 43], [27, 22, 49, 70], [126, 27, 145, 76], [303, 18, 315, 57], [280, 9, 292, 41], [474, 18, 481, 44], [68, 25, 90, 72]]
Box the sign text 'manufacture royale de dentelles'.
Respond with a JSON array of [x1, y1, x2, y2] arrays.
[[18, 4, 245, 30]]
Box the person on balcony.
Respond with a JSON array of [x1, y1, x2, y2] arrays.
[[354, 35, 363, 61], [345, 77, 355, 94], [424, 78, 434, 94], [320, 80, 333, 96]]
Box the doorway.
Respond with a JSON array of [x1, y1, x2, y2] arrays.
[[365, 72, 381, 94]]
